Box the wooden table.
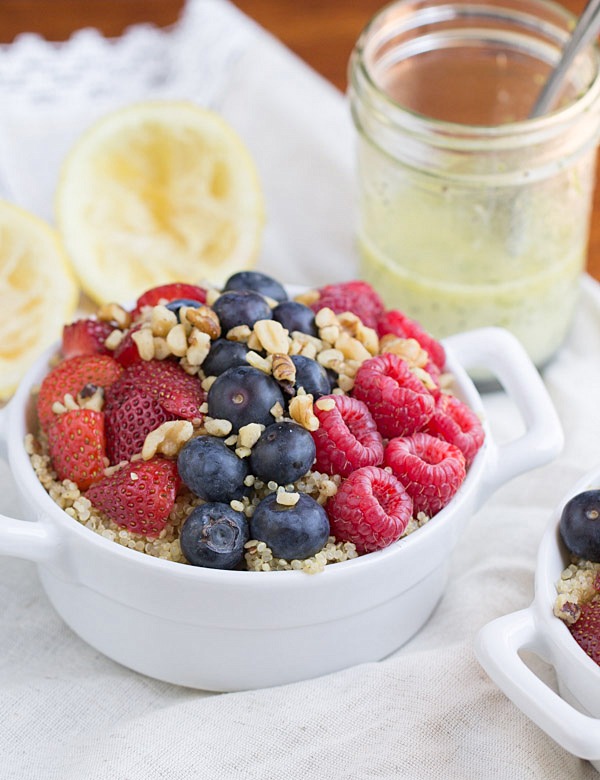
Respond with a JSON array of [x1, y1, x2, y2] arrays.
[[1, 0, 599, 280]]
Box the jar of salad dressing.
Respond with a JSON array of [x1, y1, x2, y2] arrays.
[[348, 0, 600, 370]]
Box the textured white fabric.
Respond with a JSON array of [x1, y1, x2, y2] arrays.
[[0, 2, 598, 778]]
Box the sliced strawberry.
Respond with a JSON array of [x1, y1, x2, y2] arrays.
[[112, 324, 143, 367], [105, 388, 176, 464], [569, 601, 600, 666], [85, 457, 180, 537], [37, 355, 123, 432], [62, 319, 114, 360], [132, 283, 207, 317], [47, 409, 106, 489], [377, 309, 446, 370]]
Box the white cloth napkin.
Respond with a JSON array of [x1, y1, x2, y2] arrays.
[[0, 2, 598, 778]]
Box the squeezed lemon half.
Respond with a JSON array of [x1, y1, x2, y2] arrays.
[[0, 199, 79, 400], [56, 101, 265, 305]]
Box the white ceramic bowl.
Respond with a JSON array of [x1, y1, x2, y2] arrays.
[[0, 326, 562, 691], [476, 467, 600, 771]]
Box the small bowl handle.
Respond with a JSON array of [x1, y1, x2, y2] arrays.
[[475, 608, 600, 761], [0, 399, 59, 562], [445, 327, 564, 504]]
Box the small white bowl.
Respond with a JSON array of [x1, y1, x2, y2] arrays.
[[476, 467, 600, 772], [0, 327, 562, 691]]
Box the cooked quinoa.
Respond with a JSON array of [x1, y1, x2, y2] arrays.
[[554, 558, 600, 624]]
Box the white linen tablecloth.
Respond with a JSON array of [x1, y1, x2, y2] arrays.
[[0, 2, 599, 777]]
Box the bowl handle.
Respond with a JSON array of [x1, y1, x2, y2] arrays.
[[0, 399, 59, 562], [475, 608, 600, 761], [444, 327, 563, 502]]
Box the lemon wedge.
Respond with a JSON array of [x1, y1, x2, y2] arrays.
[[56, 101, 266, 305], [0, 199, 79, 400]]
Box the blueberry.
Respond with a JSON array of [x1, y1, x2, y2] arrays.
[[177, 436, 248, 502], [560, 489, 600, 561], [272, 301, 318, 337], [291, 355, 333, 398], [249, 421, 316, 485], [180, 502, 249, 569], [249, 493, 330, 560], [202, 338, 250, 377], [165, 298, 203, 320], [224, 271, 288, 303], [207, 365, 285, 432], [212, 290, 273, 332]]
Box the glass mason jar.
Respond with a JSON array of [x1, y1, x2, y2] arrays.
[[348, 0, 600, 369]]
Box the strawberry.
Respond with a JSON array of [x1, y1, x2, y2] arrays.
[[61, 318, 113, 359], [569, 601, 600, 666], [85, 457, 180, 536], [132, 283, 207, 317], [112, 324, 143, 367], [37, 355, 123, 432], [47, 409, 106, 489], [105, 389, 176, 464], [108, 360, 205, 421]]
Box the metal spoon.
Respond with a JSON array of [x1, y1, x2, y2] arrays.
[[530, 0, 600, 117]]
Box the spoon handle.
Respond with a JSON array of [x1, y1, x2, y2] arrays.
[[530, 0, 600, 117]]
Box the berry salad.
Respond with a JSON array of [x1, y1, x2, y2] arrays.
[[555, 490, 600, 666], [27, 272, 485, 573]]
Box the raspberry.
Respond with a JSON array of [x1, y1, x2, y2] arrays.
[[352, 353, 435, 439], [377, 309, 446, 370], [569, 601, 600, 666], [311, 394, 384, 477], [326, 466, 413, 553], [425, 393, 485, 466], [384, 432, 466, 516], [310, 280, 384, 329]]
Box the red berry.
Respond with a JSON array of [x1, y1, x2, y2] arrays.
[[384, 432, 466, 516], [47, 409, 106, 489], [132, 283, 207, 317], [85, 457, 180, 537], [108, 359, 205, 421], [310, 280, 384, 329], [377, 309, 446, 370], [112, 324, 143, 367], [326, 466, 413, 553], [569, 601, 600, 666], [105, 389, 176, 464], [61, 319, 113, 360], [353, 353, 435, 439], [37, 355, 123, 432], [425, 393, 485, 466], [312, 394, 384, 477]]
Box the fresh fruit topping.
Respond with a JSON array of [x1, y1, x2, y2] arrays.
[[425, 393, 485, 466], [133, 283, 208, 317], [249, 492, 330, 560], [272, 300, 318, 337], [37, 354, 123, 431], [47, 409, 106, 489], [249, 422, 316, 485], [112, 323, 143, 367], [85, 457, 179, 537], [352, 353, 435, 438], [56, 101, 264, 305], [326, 466, 413, 554], [569, 601, 600, 665], [61, 318, 113, 360], [180, 502, 249, 569], [310, 280, 384, 330], [560, 490, 600, 562], [202, 338, 250, 377], [164, 298, 204, 320], [311, 394, 384, 478], [0, 199, 79, 401], [224, 270, 288, 303], [108, 359, 205, 421], [105, 390, 176, 465], [212, 290, 273, 332], [177, 436, 249, 503], [291, 355, 333, 398], [377, 309, 446, 370], [384, 432, 466, 516], [207, 365, 285, 432]]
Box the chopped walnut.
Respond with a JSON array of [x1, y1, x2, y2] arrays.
[[131, 327, 155, 361], [271, 353, 296, 384], [185, 305, 221, 340], [204, 417, 233, 437], [97, 302, 131, 329], [253, 319, 290, 355], [289, 394, 319, 431], [238, 423, 265, 449], [141, 420, 194, 460]]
